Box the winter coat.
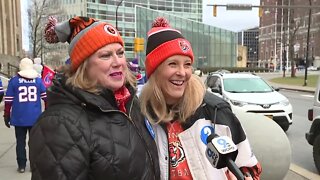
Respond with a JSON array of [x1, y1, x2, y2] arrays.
[[153, 92, 261, 179], [29, 76, 160, 180]]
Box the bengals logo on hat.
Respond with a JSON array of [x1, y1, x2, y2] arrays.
[[104, 25, 119, 36], [179, 40, 190, 53]]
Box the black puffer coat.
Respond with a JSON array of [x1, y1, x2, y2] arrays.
[[29, 77, 160, 180]]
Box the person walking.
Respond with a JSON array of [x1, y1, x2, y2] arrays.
[[3, 58, 47, 173], [29, 16, 160, 180], [139, 17, 262, 180]]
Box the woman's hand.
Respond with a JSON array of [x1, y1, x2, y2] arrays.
[[226, 169, 253, 180]]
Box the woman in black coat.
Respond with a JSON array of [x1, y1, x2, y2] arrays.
[[29, 16, 160, 180]]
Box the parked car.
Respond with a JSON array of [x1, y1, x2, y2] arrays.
[[306, 74, 320, 173], [205, 72, 293, 131], [307, 66, 318, 71]]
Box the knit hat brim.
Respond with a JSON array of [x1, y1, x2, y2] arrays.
[[146, 38, 193, 78]]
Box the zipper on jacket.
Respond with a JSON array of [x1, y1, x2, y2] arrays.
[[98, 104, 156, 180]]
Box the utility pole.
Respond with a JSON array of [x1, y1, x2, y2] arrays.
[[274, 1, 278, 72], [304, 0, 312, 86]]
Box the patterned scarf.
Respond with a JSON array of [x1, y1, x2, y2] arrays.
[[114, 86, 131, 113]]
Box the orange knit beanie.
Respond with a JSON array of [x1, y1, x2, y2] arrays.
[[44, 16, 124, 71]]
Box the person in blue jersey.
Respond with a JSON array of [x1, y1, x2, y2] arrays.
[[128, 58, 146, 96], [0, 78, 4, 102], [3, 58, 47, 173], [139, 17, 262, 180], [28, 16, 160, 180]]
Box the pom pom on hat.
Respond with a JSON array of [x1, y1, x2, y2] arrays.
[[44, 16, 59, 43], [145, 17, 194, 78], [43, 16, 124, 72], [151, 17, 170, 28]]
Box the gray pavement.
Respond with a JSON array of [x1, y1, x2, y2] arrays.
[[0, 72, 319, 179], [260, 72, 318, 180], [0, 102, 31, 179]]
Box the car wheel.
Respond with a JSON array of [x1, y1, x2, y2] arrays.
[[313, 134, 320, 173], [280, 123, 290, 132]]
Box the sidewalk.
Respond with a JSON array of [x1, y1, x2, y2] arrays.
[[0, 107, 31, 179]]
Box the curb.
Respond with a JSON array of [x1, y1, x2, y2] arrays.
[[279, 87, 315, 94], [289, 164, 320, 180]]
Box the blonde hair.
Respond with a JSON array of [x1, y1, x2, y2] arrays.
[[63, 60, 136, 94], [140, 73, 206, 124]]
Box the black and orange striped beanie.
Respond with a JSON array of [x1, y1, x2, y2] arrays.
[[145, 17, 194, 78]]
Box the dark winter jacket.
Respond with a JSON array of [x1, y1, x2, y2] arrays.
[[29, 76, 160, 180]]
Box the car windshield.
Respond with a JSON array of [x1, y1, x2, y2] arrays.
[[223, 77, 273, 93]]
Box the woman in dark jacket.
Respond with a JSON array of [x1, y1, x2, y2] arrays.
[[29, 16, 160, 180]]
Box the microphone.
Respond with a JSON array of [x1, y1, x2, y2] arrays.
[[206, 134, 245, 180]]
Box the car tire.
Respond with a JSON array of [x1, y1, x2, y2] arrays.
[[313, 134, 320, 173], [280, 123, 290, 132]]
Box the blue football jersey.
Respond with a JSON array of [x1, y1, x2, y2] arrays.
[[0, 78, 4, 95], [5, 75, 47, 126]]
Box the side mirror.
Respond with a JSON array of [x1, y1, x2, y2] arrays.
[[211, 87, 222, 94], [273, 87, 280, 91]]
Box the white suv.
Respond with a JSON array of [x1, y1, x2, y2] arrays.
[[205, 72, 293, 131], [306, 75, 320, 173]]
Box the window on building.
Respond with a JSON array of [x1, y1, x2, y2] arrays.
[[124, 1, 133, 7]]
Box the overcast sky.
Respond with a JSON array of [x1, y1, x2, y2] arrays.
[[20, 0, 260, 51], [202, 0, 260, 32]]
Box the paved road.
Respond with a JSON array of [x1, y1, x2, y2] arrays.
[[202, 71, 319, 179]]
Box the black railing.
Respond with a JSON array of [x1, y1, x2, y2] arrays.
[[0, 63, 19, 78]]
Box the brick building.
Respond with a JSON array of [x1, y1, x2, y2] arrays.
[[259, 0, 320, 71]]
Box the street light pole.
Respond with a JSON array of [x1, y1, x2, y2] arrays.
[[115, 0, 124, 30], [274, 1, 278, 72], [304, 0, 312, 86]]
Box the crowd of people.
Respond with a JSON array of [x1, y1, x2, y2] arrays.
[[1, 15, 262, 180]]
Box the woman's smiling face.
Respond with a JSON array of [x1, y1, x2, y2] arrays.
[[155, 55, 192, 105]]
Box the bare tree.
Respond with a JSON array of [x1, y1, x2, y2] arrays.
[[281, 1, 302, 78], [288, 9, 301, 77]]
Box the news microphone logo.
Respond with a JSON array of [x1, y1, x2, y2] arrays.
[[206, 135, 238, 169], [213, 136, 237, 154], [200, 126, 214, 145]]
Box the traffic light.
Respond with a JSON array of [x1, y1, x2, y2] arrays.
[[213, 5, 217, 17], [259, 7, 263, 17], [134, 37, 144, 52]]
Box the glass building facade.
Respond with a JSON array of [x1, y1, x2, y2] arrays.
[[55, 0, 236, 68], [136, 6, 237, 69], [238, 27, 259, 67], [85, 0, 203, 59]]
